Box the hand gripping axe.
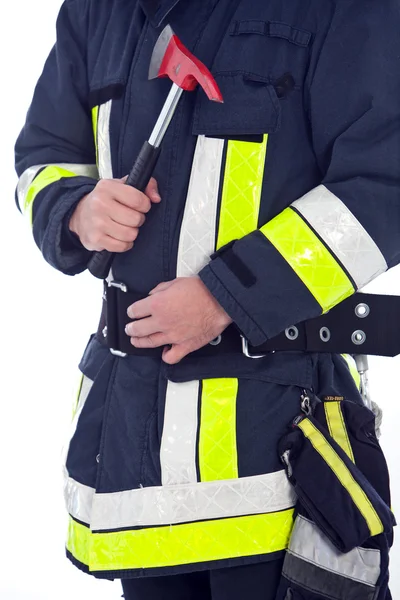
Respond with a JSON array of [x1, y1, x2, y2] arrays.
[[88, 25, 223, 279]]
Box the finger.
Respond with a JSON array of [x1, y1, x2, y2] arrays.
[[130, 332, 169, 349], [162, 342, 194, 365], [99, 179, 152, 213], [102, 235, 134, 253], [149, 280, 175, 295], [125, 317, 160, 338], [127, 297, 153, 319], [109, 202, 146, 228], [104, 220, 140, 243], [145, 178, 161, 203]]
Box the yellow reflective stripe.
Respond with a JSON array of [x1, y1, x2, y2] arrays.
[[341, 354, 361, 390], [92, 106, 99, 166], [72, 373, 84, 420], [199, 379, 239, 481], [67, 509, 294, 572], [324, 401, 355, 462], [67, 516, 91, 567], [24, 166, 80, 225], [260, 208, 354, 312], [298, 418, 383, 537], [217, 135, 268, 249]]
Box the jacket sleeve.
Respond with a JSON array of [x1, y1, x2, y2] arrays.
[[199, 0, 400, 346], [15, 0, 98, 275]]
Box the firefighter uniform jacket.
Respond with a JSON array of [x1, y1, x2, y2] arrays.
[[15, 0, 400, 583]]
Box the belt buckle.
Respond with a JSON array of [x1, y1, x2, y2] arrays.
[[108, 280, 128, 358], [108, 280, 128, 293], [241, 336, 269, 359]]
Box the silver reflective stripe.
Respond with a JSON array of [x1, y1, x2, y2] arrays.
[[65, 469, 296, 530], [17, 163, 98, 214], [61, 375, 94, 478], [159, 137, 225, 486], [17, 165, 46, 212], [64, 475, 94, 526], [97, 100, 113, 179], [160, 381, 199, 485], [176, 135, 225, 277], [289, 515, 380, 586], [292, 185, 387, 289]]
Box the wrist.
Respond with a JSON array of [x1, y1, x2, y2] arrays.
[[68, 196, 86, 236]]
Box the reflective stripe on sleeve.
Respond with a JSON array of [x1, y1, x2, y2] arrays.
[[298, 418, 383, 537], [18, 163, 99, 224], [261, 207, 355, 312], [67, 508, 295, 572], [292, 186, 387, 289]]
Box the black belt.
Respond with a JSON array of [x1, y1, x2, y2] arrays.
[[96, 280, 400, 358]]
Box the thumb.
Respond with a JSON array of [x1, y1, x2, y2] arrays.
[[162, 342, 192, 365], [145, 177, 161, 203]]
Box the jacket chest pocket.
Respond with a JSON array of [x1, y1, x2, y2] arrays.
[[219, 20, 312, 78], [193, 19, 313, 138]]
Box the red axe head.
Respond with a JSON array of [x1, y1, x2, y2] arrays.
[[149, 25, 223, 103]]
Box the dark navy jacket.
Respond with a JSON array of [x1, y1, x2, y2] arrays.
[[14, 0, 400, 581]]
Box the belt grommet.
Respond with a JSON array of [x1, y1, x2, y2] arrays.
[[352, 330, 366, 345], [319, 327, 331, 342], [355, 303, 370, 318], [285, 326, 299, 341], [209, 335, 222, 346]]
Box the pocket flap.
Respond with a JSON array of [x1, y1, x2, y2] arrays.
[[230, 20, 312, 48], [193, 72, 281, 137]]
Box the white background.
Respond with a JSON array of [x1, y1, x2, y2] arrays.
[[1, 2, 399, 598]]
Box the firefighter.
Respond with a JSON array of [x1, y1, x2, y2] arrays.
[[15, 0, 400, 598]]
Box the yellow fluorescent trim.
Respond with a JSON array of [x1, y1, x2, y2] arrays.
[[24, 166, 79, 225], [72, 373, 84, 421], [324, 401, 355, 463], [92, 106, 99, 166], [217, 135, 268, 249], [298, 418, 383, 537], [341, 354, 361, 390], [199, 379, 239, 482], [260, 208, 354, 312], [67, 509, 295, 572]]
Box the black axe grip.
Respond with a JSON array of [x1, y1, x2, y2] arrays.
[[88, 142, 161, 280]]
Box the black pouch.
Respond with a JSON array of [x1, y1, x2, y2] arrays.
[[275, 398, 395, 600]]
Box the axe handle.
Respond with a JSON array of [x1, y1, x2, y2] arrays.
[[88, 142, 161, 280]]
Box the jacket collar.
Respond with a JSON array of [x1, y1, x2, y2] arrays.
[[139, 0, 182, 28]]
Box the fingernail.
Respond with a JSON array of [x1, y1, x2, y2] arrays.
[[125, 324, 131, 336], [127, 307, 133, 319]]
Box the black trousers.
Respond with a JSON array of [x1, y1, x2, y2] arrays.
[[121, 558, 284, 600]]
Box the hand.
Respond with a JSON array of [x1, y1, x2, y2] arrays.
[[69, 177, 161, 252], [125, 277, 233, 364]]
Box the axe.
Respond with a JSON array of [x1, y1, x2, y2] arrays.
[[89, 25, 223, 279]]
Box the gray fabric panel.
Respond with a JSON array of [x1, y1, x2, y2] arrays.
[[283, 553, 377, 600], [289, 515, 380, 585]]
